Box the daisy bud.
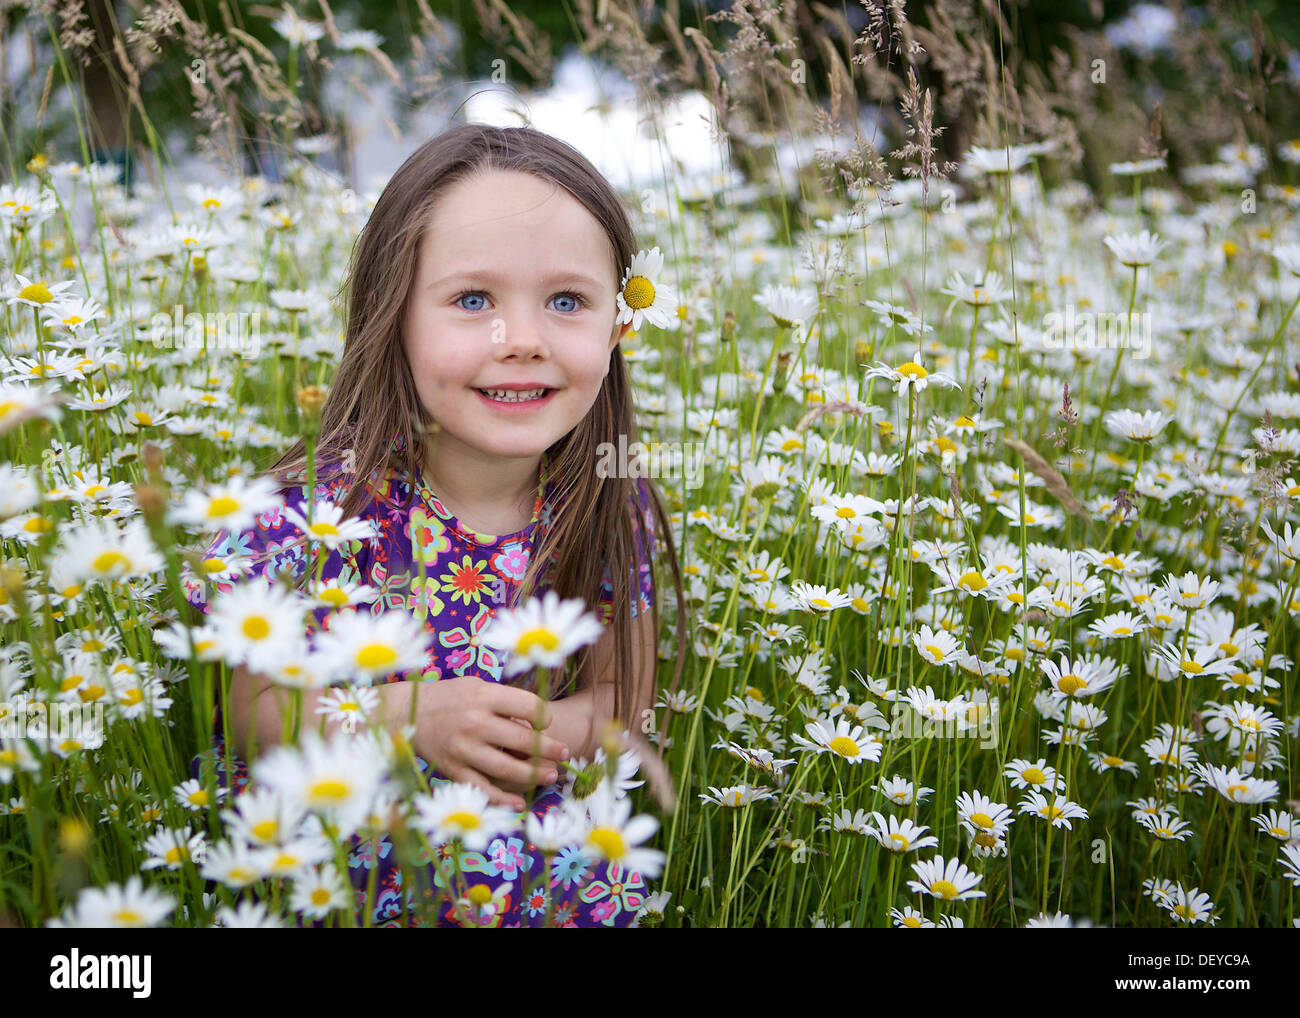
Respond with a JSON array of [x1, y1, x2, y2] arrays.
[[58, 816, 91, 856], [0, 564, 27, 603], [133, 482, 167, 525], [570, 760, 605, 800], [601, 721, 623, 768], [721, 310, 736, 342], [142, 440, 164, 475], [855, 340, 873, 370], [772, 351, 792, 395], [296, 385, 328, 426], [391, 725, 417, 770]]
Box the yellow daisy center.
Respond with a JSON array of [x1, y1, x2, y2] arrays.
[[18, 282, 54, 303], [1057, 674, 1087, 695], [516, 628, 560, 655], [206, 496, 241, 518], [622, 276, 655, 310], [828, 735, 859, 757], [91, 551, 129, 574], [308, 779, 351, 804], [242, 616, 270, 640], [896, 361, 928, 379], [589, 826, 627, 858], [356, 644, 397, 669], [931, 879, 959, 900]]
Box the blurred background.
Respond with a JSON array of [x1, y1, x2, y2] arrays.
[[3, 1, 1299, 202]]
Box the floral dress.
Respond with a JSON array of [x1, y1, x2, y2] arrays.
[[182, 432, 658, 927]]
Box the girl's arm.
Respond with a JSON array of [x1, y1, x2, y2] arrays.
[[541, 609, 658, 761]]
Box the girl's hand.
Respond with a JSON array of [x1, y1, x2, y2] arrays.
[[413, 676, 570, 810]]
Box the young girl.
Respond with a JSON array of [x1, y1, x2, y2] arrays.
[[182, 123, 687, 927]]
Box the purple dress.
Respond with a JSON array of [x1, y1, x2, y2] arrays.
[[182, 432, 658, 927]]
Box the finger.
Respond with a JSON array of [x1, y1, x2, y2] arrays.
[[455, 765, 525, 811], [494, 775, 534, 795], [484, 717, 569, 762], [471, 744, 560, 789], [487, 686, 550, 728]]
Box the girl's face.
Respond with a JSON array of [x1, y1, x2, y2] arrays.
[[403, 168, 629, 476]]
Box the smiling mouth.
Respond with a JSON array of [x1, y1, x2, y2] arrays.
[[474, 387, 556, 404]]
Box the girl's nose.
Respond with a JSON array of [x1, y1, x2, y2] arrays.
[[495, 308, 549, 357]]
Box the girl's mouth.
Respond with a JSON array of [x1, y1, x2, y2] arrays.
[[474, 387, 558, 410]]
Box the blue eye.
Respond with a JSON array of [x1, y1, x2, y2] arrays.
[[551, 292, 584, 313], [456, 292, 487, 311]]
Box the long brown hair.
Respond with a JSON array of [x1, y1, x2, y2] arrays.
[[268, 123, 688, 733]]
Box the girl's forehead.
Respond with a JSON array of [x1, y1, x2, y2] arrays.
[[418, 172, 618, 285]]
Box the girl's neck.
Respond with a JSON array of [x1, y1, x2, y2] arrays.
[[421, 443, 544, 535]]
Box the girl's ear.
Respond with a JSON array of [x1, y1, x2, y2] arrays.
[[609, 318, 632, 351]]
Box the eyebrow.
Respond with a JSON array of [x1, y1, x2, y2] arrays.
[[429, 269, 608, 291]]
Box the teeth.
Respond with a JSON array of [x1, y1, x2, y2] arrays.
[[481, 388, 547, 402]]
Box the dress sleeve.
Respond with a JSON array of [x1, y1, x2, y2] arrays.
[[595, 476, 658, 624], [181, 479, 368, 632]]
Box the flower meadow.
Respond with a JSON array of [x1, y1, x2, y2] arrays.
[[3, 4, 1300, 930]]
